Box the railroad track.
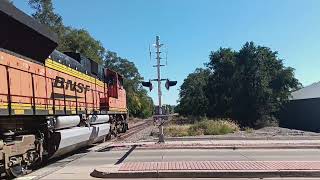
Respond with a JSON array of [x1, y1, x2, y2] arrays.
[[112, 120, 153, 142], [88, 120, 153, 152], [8, 120, 153, 180]]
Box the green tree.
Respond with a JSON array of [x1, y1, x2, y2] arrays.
[[28, 0, 154, 118], [205, 42, 301, 127], [176, 68, 210, 117], [60, 28, 106, 63], [206, 48, 237, 118], [28, 0, 105, 64], [28, 0, 65, 41], [136, 90, 154, 118], [105, 51, 154, 118], [163, 104, 176, 114]]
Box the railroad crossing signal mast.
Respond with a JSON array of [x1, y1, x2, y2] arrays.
[[142, 36, 177, 143]]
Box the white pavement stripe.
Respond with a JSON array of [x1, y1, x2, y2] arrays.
[[15, 176, 37, 180]]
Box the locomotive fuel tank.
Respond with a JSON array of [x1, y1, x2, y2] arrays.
[[89, 115, 110, 124], [0, 140, 3, 150], [90, 123, 110, 143], [51, 127, 92, 158], [54, 116, 81, 130], [0, 140, 3, 161], [51, 123, 110, 158]]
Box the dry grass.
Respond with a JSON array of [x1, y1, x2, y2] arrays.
[[190, 119, 240, 135], [244, 127, 254, 133], [165, 118, 240, 137], [164, 125, 190, 137]]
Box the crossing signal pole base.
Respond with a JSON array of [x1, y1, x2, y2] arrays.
[[158, 125, 165, 143], [158, 134, 165, 143]]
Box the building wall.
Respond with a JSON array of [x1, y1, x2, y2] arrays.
[[279, 98, 320, 132]]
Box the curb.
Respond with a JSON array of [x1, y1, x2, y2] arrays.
[[91, 169, 320, 178], [137, 145, 320, 150], [163, 136, 320, 141], [98, 144, 320, 152]]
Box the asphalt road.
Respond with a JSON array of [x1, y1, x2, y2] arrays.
[[16, 148, 320, 180]]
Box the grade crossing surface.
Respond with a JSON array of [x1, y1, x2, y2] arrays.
[[119, 161, 320, 171], [18, 148, 320, 179], [13, 120, 152, 180]]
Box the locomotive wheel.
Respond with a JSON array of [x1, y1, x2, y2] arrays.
[[117, 123, 126, 133], [111, 124, 118, 137], [105, 132, 112, 140], [121, 123, 127, 133], [6, 164, 30, 178]]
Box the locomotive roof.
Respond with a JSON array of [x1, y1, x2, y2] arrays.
[[0, 0, 58, 62], [52, 51, 124, 79], [50, 50, 110, 81]]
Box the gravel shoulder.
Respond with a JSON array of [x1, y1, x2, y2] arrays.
[[162, 126, 320, 140], [125, 118, 320, 143]]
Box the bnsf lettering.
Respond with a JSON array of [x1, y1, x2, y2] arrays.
[[53, 76, 90, 93]]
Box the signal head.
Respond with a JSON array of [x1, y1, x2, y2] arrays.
[[165, 79, 177, 90], [142, 80, 153, 91]]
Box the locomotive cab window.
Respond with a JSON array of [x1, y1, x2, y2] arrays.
[[106, 75, 115, 85], [118, 75, 124, 89], [106, 69, 118, 98]]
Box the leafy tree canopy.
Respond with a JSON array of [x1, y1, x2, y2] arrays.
[[28, 0, 65, 41], [28, 0, 154, 118], [28, 0, 105, 64], [104, 51, 154, 118], [59, 28, 105, 63], [177, 42, 301, 127], [176, 68, 210, 117]]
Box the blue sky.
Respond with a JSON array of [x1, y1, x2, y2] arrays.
[[13, 0, 320, 105]]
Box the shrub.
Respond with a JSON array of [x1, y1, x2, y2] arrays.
[[171, 116, 206, 125], [189, 119, 239, 135], [165, 119, 239, 137], [188, 125, 204, 136], [244, 127, 254, 133], [164, 125, 190, 137], [254, 115, 279, 129]]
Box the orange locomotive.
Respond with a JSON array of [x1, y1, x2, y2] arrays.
[[0, 1, 128, 177], [0, 49, 128, 127]]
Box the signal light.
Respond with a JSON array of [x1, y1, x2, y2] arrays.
[[165, 79, 177, 90], [142, 80, 153, 91]]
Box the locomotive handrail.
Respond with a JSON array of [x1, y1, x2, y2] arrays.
[[0, 53, 109, 116], [0, 62, 107, 93]]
